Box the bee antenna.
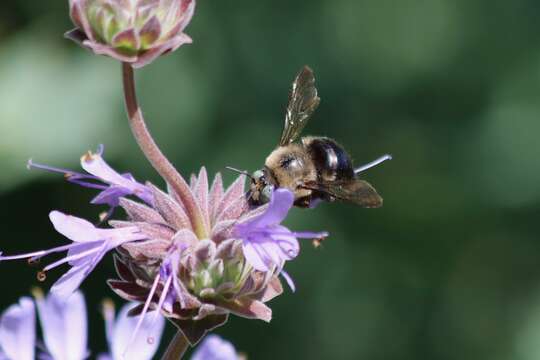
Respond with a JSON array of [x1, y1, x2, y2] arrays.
[[225, 166, 254, 180], [354, 154, 393, 174]]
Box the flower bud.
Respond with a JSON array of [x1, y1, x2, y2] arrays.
[[67, 0, 195, 68]]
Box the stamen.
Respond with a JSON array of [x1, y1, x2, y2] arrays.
[[81, 151, 94, 163], [150, 275, 172, 326], [37, 271, 47, 282], [42, 244, 102, 272], [0, 243, 82, 261], [27, 257, 41, 266], [27, 158, 107, 189], [124, 273, 161, 356], [147, 337, 155, 345], [67, 178, 108, 190], [312, 237, 324, 249], [354, 154, 392, 174], [83, 245, 109, 276], [27, 159, 87, 178]]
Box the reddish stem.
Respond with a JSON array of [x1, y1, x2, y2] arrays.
[[121, 62, 208, 239], [161, 330, 190, 360]]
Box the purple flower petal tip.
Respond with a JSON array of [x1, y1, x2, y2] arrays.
[[235, 188, 328, 275], [36, 290, 88, 360], [191, 335, 239, 360], [0, 297, 35, 360], [29, 146, 152, 219], [104, 302, 165, 360]]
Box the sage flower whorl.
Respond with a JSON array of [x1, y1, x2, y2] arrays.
[[67, 0, 195, 67]]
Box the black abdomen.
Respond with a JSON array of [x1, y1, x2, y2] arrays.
[[305, 137, 354, 181]]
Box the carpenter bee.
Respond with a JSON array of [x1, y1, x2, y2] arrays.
[[233, 66, 391, 208]]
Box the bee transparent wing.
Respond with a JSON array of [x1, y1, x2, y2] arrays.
[[279, 66, 321, 146], [303, 179, 383, 208]]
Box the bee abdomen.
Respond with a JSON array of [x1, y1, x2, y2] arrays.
[[305, 137, 354, 181]]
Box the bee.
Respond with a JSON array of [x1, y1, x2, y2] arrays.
[[233, 66, 391, 208]]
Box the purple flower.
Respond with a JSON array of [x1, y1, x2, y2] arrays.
[[190, 335, 239, 360], [35, 290, 88, 360], [0, 211, 147, 299], [66, 0, 196, 68], [99, 301, 165, 360], [108, 169, 287, 345], [29, 145, 152, 219], [234, 188, 328, 290], [0, 297, 35, 360]]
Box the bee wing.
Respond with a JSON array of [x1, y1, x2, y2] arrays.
[[279, 66, 321, 146], [303, 179, 383, 208]]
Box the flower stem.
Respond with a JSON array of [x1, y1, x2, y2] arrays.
[[121, 63, 208, 239], [161, 330, 190, 360]]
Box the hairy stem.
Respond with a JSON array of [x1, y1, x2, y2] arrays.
[[161, 330, 190, 360], [121, 62, 208, 239]]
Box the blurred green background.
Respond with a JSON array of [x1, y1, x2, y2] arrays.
[[2, 0, 540, 359]]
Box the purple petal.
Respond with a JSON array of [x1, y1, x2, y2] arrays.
[[239, 189, 294, 230], [49, 211, 102, 243], [49, 265, 90, 301], [257, 188, 294, 226], [0, 297, 35, 360], [190, 335, 238, 360], [110, 303, 165, 360], [242, 242, 271, 272], [81, 152, 134, 190], [270, 226, 300, 259], [91, 186, 132, 207], [36, 291, 88, 360], [280, 270, 296, 293], [60, 242, 103, 267]]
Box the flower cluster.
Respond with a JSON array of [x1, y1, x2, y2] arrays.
[[1, 149, 327, 345], [66, 0, 196, 68], [0, 290, 164, 360], [0, 291, 240, 359], [0, 0, 337, 355]]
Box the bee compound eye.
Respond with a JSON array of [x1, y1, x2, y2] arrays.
[[261, 185, 273, 203], [252, 170, 265, 182]]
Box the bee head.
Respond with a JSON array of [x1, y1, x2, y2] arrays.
[[250, 169, 274, 205]]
